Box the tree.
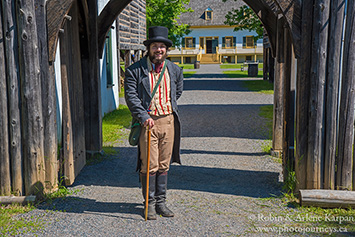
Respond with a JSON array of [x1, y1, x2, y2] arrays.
[[146, 0, 193, 47], [223, 1, 264, 40]]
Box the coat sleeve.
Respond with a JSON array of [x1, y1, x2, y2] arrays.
[[124, 67, 151, 124], [176, 66, 184, 101]]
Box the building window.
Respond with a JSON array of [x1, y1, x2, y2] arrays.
[[185, 37, 195, 49], [199, 37, 204, 49], [243, 36, 255, 48], [246, 55, 252, 62], [205, 8, 213, 21]]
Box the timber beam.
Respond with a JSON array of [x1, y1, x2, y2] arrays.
[[97, 0, 132, 57], [46, 0, 75, 62], [244, 0, 278, 57], [272, 0, 302, 58]]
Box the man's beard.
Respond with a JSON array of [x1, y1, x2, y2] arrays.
[[148, 50, 167, 64]]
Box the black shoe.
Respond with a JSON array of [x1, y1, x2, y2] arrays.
[[156, 202, 174, 217]]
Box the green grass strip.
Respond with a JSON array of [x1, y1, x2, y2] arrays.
[[243, 80, 274, 94], [183, 71, 197, 78], [223, 70, 263, 78], [102, 104, 132, 143], [0, 204, 43, 236]]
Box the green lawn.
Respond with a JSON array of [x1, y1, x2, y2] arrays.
[[183, 71, 197, 78], [220, 63, 264, 69], [102, 104, 132, 143], [243, 80, 274, 94], [223, 70, 263, 78], [177, 64, 195, 69]]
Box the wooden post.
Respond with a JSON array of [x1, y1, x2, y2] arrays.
[[124, 50, 131, 68], [272, 16, 285, 157], [35, 0, 58, 192], [59, 31, 75, 185], [323, 0, 345, 190], [2, 0, 23, 195], [282, 26, 294, 181], [0, 8, 11, 196], [268, 50, 275, 83], [307, 0, 330, 189], [84, 0, 102, 153], [337, 0, 355, 191], [17, 0, 46, 195], [295, 0, 313, 191]]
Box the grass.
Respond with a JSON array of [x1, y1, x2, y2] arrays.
[[243, 80, 274, 94], [0, 204, 44, 236], [177, 63, 194, 69], [223, 70, 263, 78], [119, 88, 124, 98], [220, 63, 264, 69], [183, 71, 197, 78], [259, 105, 273, 155], [102, 104, 132, 144]]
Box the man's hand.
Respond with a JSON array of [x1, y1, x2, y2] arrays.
[[143, 118, 154, 128]]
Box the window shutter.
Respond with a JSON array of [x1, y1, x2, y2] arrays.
[[233, 37, 236, 47], [222, 37, 225, 48], [193, 37, 196, 48], [243, 37, 246, 47], [182, 38, 185, 48], [106, 30, 113, 86]]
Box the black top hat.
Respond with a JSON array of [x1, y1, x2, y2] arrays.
[[143, 26, 173, 48]]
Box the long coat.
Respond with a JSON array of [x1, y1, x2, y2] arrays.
[[124, 56, 184, 171]]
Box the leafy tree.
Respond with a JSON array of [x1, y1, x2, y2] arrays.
[[146, 0, 193, 47], [223, 1, 264, 40]]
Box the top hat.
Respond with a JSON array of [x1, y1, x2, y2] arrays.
[[143, 26, 173, 48]]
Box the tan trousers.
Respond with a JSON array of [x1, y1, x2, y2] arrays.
[[139, 114, 175, 173]]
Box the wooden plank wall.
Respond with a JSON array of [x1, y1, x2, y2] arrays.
[[293, 0, 355, 192], [59, 1, 86, 185], [118, 0, 145, 50]]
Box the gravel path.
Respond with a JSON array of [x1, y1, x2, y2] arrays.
[[16, 64, 293, 236]]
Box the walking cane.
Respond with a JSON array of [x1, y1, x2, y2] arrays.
[[145, 125, 151, 221]]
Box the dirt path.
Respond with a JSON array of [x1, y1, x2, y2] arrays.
[[17, 64, 292, 236]]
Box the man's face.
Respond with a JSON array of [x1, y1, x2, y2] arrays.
[[148, 42, 167, 64]]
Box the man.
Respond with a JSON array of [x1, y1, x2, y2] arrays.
[[124, 26, 183, 220]]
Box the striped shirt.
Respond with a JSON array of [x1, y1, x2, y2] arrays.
[[147, 57, 172, 116]]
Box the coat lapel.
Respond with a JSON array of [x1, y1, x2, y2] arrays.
[[140, 57, 151, 97]]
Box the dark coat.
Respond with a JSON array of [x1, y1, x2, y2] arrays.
[[124, 56, 184, 171]]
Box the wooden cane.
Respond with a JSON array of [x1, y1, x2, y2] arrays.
[[145, 125, 151, 221]]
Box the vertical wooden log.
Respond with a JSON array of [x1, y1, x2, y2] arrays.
[[307, 0, 330, 189], [68, 2, 86, 179], [84, 0, 102, 153], [273, 17, 285, 156], [2, 0, 23, 195], [124, 50, 131, 69], [35, 0, 58, 192], [263, 45, 268, 80], [324, 0, 345, 190], [0, 4, 11, 196], [282, 26, 294, 182], [268, 51, 275, 83], [16, 0, 45, 195], [59, 33, 75, 185], [295, 0, 313, 191], [338, 0, 355, 191]]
